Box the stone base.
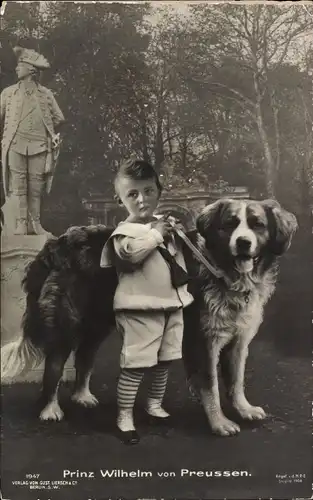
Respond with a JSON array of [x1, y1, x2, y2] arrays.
[[1, 196, 18, 237], [1, 234, 75, 384]]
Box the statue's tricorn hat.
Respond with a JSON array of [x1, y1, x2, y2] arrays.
[[13, 46, 50, 69]]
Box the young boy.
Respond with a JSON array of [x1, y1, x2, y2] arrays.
[[100, 159, 193, 445]]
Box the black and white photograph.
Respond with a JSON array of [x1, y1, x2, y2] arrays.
[[1, 1, 312, 499]]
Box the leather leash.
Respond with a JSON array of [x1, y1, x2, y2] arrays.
[[167, 220, 224, 279]]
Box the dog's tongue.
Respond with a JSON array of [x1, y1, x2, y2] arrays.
[[236, 258, 253, 273]]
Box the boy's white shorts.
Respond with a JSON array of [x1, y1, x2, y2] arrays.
[[116, 309, 184, 368]]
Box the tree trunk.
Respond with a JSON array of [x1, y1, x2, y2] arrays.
[[166, 112, 173, 160], [301, 89, 313, 215], [180, 127, 188, 172], [140, 108, 150, 162], [254, 76, 276, 198], [154, 91, 165, 171]]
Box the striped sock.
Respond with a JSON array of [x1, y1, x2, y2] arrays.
[[146, 362, 170, 418], [117, 368, 144, 432]]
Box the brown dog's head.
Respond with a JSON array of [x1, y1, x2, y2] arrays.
[[196, 198, 298, 274]]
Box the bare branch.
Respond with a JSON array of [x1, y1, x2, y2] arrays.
[[298, 88, 313, 125], [208, 88, 259, 125], [223, 15, 249, 41], [272, 103, 280, 172], [209, 82, 256, 108], [243, 7, 252, 38], [275, 25, 312, 69], [254, 5, 262, 40]]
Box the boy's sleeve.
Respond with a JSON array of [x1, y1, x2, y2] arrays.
[[113, 228, 164, 264]]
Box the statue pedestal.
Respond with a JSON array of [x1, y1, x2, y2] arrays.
[[1, 234, 75, 384]]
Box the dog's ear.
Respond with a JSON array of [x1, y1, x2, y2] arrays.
[[196, 199, 230, 237], [262, 199, 298, 255]]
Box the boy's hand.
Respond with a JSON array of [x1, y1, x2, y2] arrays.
[[151, 217, 174, 239], [166, 216, 186, 234], [161, 215, 186, 235]]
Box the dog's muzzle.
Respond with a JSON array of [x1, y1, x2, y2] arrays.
[[233, 237, 256, 273], [236, 236, 252, 253]]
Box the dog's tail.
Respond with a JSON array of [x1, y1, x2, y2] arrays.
[[1, 337, 44, 383], [1, 239, 57, 383]]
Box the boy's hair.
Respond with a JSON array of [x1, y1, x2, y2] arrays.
[[114, 159, 162, 195]]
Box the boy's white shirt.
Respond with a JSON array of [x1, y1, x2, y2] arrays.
[[100, 214, 194, 311], [100, 214, 178, 268]]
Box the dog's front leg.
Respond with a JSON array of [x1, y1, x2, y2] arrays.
[[226, 339, 266, 421], [200, 336, 240, 436]]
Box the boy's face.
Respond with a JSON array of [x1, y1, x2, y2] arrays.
[[116, 177, 160, 221]]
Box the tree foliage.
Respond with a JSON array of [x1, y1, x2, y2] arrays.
[[1, 2, 312, 231]]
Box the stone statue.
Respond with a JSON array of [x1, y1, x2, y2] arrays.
[[0, 46, 65, 235]]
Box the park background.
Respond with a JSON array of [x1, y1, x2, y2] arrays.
[[1, 2, 313, 499], [1, 1, 313, 233]]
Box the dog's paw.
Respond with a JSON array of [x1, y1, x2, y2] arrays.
[[39, 401, 64, 421], [210, 416, 241, 437], [72, 390, 99, 407], [236, 404, 266, 421]]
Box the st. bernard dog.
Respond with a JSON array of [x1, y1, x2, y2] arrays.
[[182, 198, 297, 435], [1, 198, 297, 436]]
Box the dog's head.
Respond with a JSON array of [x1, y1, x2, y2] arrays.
[[196, 198, 298, 274], [55, 225, 114, 276]]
